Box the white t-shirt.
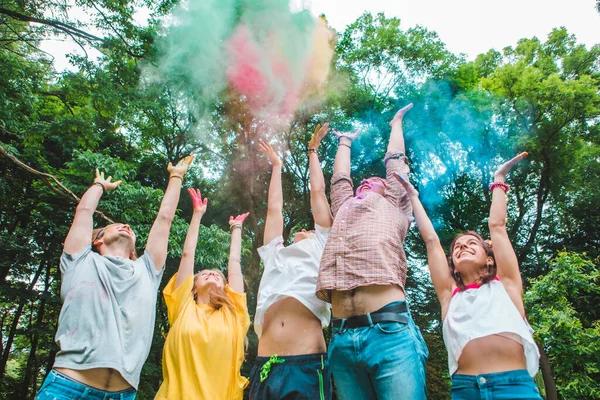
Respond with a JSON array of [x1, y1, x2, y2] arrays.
[[254, 224, 332, 338], [442, 278, 540, 376], [54, 246, 164, 389]]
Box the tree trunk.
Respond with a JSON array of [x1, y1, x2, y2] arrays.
[[0, 260, 45, 377], [538, 343, 558, 400], [518, 154, 550, 265], [20, 260, 51, 398]]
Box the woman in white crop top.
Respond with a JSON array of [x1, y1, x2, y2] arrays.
[[249, 127, 333, 400], [394, 152, 542, 399]]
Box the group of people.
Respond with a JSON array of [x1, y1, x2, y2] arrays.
[[35, 104, 543, 400]]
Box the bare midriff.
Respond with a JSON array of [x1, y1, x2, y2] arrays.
[[331, 284, 405, 318], [54, 367, 132, 392], [456, 335, 527, 375], [257, 297, 326, 357]]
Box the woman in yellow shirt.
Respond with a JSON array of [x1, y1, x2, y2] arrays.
[[156, 188, 251, 400]]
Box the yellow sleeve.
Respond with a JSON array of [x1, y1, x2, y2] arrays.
[[225, 285, 251, 333], [163, 273, 194, 325]]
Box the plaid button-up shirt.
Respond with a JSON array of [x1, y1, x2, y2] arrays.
[[316, 152, 413, 303]]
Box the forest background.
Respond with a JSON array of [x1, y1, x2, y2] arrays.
[[1, 0, 599, 399]]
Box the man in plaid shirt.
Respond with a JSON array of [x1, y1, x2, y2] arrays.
[[316, 104, 428, 399]]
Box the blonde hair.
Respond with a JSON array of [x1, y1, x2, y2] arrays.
[[192, 270, 236, 312]]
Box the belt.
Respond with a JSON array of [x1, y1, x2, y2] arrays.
[[331, 302, 409, 329]]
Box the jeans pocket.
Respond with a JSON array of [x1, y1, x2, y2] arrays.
[[375, 321, 409, 334]]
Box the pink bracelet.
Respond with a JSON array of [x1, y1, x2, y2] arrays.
[[490, 181, 510, 193]]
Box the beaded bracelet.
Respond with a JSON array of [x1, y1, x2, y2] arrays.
[[490, 181, 510, 193], [307, 148, 318, 155]]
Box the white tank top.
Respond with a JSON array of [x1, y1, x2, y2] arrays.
[[442, 278, 540, 376]]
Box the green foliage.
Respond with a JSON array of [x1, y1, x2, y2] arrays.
[[1, 2, 599, 399], [525, 252, 600, 399]]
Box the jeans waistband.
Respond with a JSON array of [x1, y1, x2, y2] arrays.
[[331, 300, 409, 330], [452, 369, 532, 386], [50, 369, 136, 394], [254, 353, 327, 367]]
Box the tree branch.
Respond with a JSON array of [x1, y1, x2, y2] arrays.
[[0, 140, 115, 224]]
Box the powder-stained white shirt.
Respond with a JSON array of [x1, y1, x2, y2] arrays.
[[254, 224, 331, 338]]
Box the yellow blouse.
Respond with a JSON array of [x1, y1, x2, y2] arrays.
[[155, 273, 250, 400]]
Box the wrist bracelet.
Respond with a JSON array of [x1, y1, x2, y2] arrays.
[[169, 175, 183, 181], [338, 143, 351, 149], [230, 224, 242, 231], [490, 181, 510, 193], [307, 148, 318, 155], [93, 182, 105, 192]]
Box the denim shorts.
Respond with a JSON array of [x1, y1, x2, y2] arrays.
[[35, 369, 136, 400], [249, 353, 331, 400], [328, 301, 429, 400], [452, 369, 542, 400]]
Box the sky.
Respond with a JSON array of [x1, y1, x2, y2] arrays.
[[305, 0, 600, 59], [41, 0, 600, 70]]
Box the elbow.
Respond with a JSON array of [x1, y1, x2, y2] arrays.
[[488, 217, 507, 231], [424, 235, 441, 247], [182, 250, 195, 260], [157, 211, 174, 225], [75, 202, 94, 214]]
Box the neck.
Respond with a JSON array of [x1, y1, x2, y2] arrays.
[[100, 242, 132, 259], [195, 290, 211, 305], [460, 265, 487, 286]]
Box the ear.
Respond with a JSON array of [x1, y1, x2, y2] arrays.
[[92, 238, 103, 248], [486, 256, 494, 267]]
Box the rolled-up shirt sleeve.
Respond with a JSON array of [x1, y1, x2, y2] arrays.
[[330, 172, 354, 217], [384, 151, 413, 219]]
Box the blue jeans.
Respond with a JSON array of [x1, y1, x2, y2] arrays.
[[452, 369, 542, 400], [36, 369, 136, 400], [328, 302, 428, 400]]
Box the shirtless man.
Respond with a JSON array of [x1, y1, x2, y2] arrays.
[[36, 157, 193, 400], [316, 104, 428, 400], [249, 126, 333, 400]]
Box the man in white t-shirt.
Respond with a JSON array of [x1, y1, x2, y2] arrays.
[[249, 125, 333, 400]]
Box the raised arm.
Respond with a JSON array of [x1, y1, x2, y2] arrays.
[[228, 212, 249, 294], [308, 123, 333, 228], [385, 104, 413, 214], [259, 141, 284, 244], [488, 152, 528, 296], [64, 169, 122, 255], [146, 155, 194, 271], [332, 130, 358, 175], [175, 188, 208, 288], [393, 173, 454, 309]]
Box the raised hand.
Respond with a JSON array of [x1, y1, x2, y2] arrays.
[[494, 152, 528, 181], [390, 103, 413, 126], [392, 172, 418, 198], [94, 169, 122, 191], [258, 141, 282, 167], [308, 123, 330, 150], [168, 155, 195, 178], [229, 212, 250, 230], [187, 188, 208, 215], [332, 129, 360, 142]]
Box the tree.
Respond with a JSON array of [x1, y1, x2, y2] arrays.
[[525, 252, 600, 399]]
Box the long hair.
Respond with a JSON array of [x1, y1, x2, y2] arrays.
[[447, 231, 496, 291], [192, 270, 236, 312], [91, 225, 138, 260]]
